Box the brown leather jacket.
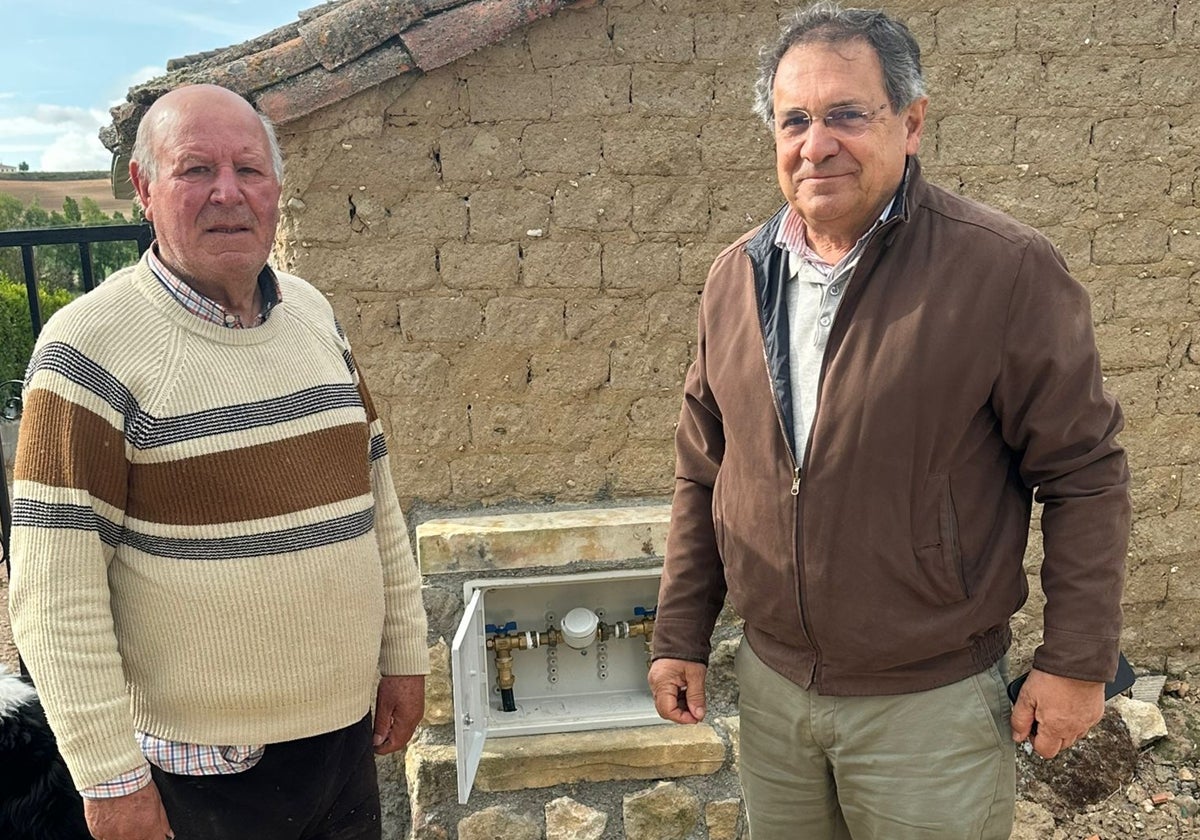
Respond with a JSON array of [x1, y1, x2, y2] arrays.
[[653, 160, 1130, 695]]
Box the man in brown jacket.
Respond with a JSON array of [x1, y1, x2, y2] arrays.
[[648, 4, 1130, 839]]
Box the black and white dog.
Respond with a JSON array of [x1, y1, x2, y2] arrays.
[[0, 665, 90, 839]]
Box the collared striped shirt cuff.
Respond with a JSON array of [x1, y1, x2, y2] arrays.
[[79, 763, 152, 799]]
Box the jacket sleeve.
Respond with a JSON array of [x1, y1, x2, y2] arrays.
[[342, 333, 429, 677], [992, 233, 1130, 683], [9, 331, 146, 790], [652, 280, 730, 664]]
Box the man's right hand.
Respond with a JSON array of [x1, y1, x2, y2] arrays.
[[84, 781, 173, 840], [648, 658, 708, 724]]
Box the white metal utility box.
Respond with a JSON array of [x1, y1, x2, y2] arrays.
[[451, 567, 665, 803]]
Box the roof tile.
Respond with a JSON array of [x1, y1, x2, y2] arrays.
[[401, 0, 568, 71], [299, 0, 423, 70], [255, 43, 416, 124]]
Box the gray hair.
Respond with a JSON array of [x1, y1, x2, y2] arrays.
[[752, 1, 927, 129], [131, 100, 284, 184]]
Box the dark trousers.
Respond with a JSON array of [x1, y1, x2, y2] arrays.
[[151, 715, 381, 840]]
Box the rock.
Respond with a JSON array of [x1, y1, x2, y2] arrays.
[[545, 797, 607, 840], [1009, 800, 1056, 839], [1017, 707, 1139, 814], [706, 637, 741, 711], [705, 798, 742, 840], [622, 781, 701, 840], [1111, 695, 1169, 748], [457, 806, 540, 840]]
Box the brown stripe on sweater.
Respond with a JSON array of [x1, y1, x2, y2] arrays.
[[352, 358, 380, 425], [127, 424, 371, 526], [16, 389, 129, 510]]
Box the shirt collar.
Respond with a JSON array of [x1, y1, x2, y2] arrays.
[[147, 245, 281, 329]]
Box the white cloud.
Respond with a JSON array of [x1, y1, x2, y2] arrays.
[[40, 130, 110, 171]]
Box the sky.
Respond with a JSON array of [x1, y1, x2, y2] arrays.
[[0, 0, 312, 171]]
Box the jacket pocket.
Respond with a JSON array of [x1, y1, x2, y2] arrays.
[[912, 473, 968, 605]]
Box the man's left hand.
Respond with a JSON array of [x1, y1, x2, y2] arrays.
[[1010, 669, 1105, 759], [372, 674, 426, 755]]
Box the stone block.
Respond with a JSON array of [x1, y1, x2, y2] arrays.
[[927, 55, 1045, 112], [390, 189, 469, 241], [422, 638, 452, 726], [1130, 510, 1200, 561], [450, 345, 532, 395], [648, 290, 702, 341], [705, 798, 743, 840], [316, 128, 440, 189], [1130, 466, 1183, 517], [554, 177, 634, 233], [388, 456, 452, 506], [604, 125, 702, 177], [622, 781, 701, 840], [1094, 323, 1169, 374], [701, 119, 774, 171], [712, 64, 758, 119], [1102, 370, 1158, 422], [1044, 56, 1142, 107], [1092, 116, 1172, 161], [1093, 0, 1174, 45], [484, 296, 565, 340], [521, 120, 603, 174], [385, 350, 451, 395], [627, 395, 681, 441], [473, 725, 724, 792], [416, 504, 670, 574], [716, 715, 741, 770], [1015, 3, 1094, 52], [1096, 162, 1172, 211], [611, 11, 696, 63], [291, 240, 440, 293], [602, 242, 681, 291], [448, 451, 607, 503], [709, 177, 782, 242], [607, 443, 676, 496], [405, 744, 458, 812], [632, 180, 711, 235], [610, 337, 689, 390], [438, 124, 523, 183], [566, 297, 650, 342], [1111, 272, 1193, 323], [545, 797, 607, 840], [1122, 415, 1200, 468], [1091, 219, 1169, 266], [681, 241, 728, 287], [1140, 56, 1200, 107], [552, 64, 632, 118], [935, 5, 1016, 52], [472, 398, 614, 450], [1159, 369, 1200, 416], [1123, 560, 1171, 605], [632, 67, 715, 117], [528, 346, 611, 391], [389, 399, 470, 453], [467, 70, 553, 123], [1014, 116, 1093, 168], [458, 806, 540, 840], [439, 242, 520, 290], [694, 12, 779, 64], [469, 188, 552, 243], [937, 115, 1016, 165], [522, 241, 603, 289], [528, 5, 611, 68], [398, 297, 483, 342]]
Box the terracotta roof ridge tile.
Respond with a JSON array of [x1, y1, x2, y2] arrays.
[[400, 0, 569, 72], [299, 0, 424, 71]]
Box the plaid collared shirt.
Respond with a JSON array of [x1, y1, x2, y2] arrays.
[[80, 245, 279, 800], [146, 246, 281, 328]]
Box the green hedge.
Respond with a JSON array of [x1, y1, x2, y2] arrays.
[[0, 276, 76, 384]]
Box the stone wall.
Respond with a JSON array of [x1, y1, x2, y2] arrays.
[[273, 1, 1200, 836]]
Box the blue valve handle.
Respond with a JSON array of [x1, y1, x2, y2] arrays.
[[485, 621, 518, 634]]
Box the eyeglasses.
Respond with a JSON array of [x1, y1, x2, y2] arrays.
[[775, 103, 891, 139]]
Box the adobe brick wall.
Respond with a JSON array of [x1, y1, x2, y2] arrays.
[[274, 1, 1199, 833]]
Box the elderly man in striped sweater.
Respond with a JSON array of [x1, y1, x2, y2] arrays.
[[9, 84, 429, 840]]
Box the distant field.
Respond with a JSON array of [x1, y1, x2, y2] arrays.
[[0, 178, 134, 216]]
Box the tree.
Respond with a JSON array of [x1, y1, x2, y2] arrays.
[[17, 161, 29, 172]]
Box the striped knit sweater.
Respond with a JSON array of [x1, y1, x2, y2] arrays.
[[8, 256, 429, 790]]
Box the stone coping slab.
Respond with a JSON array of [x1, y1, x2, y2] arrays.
[[416, 504, 671, 574]]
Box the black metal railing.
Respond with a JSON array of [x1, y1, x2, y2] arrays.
[[1, 223, 152, 652]]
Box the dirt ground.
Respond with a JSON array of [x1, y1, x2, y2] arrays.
[[1, 559, 1196, 838], [0, 178, 134, 216]]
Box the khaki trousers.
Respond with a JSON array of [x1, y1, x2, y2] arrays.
[[735, 641, 1015, 840]]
